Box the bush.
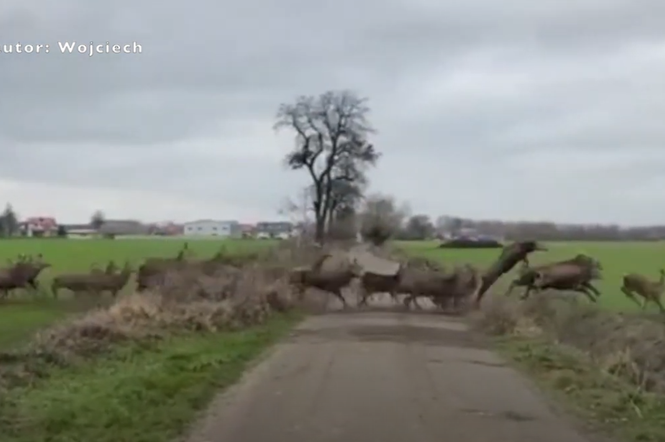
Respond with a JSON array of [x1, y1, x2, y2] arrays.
[[473, 292, 665, 394]]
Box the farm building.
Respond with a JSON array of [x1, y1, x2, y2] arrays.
[[99, 219, 150, 236], [183, 219, 239, 237], [61, 223, 98, 238], [256, 221, 293, 238], [20, 216, 58, 237], [149, 221, 184, 236], [238, 223, 256, 238]]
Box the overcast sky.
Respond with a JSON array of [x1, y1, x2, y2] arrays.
[[1, 0, 664, 225]]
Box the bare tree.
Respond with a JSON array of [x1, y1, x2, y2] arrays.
[[359, 194, 410, 246], [278, 188, 313, 245], [274, 90, 380, 243], [90, 210, 105, 231]]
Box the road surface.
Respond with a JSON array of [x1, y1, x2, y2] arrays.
[[186, 309, 599, 442]]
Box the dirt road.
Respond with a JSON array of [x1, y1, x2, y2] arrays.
[[186, 310, 595, 442]]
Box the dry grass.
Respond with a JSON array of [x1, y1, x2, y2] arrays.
[[475, 293, 665, 393], [0, 240, 333, 442], [0, 240, 325, 391], [473, 292, 665, 442]]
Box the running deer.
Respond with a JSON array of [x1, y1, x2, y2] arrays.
[[473, 240, 547, 307], [288, 254, 361, 309], [620, 269, 665, 313]]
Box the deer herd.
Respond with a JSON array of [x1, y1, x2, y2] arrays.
[[0, 241, 663, 313], [289, 241, 665, 313], [0, 243, 258, 301]]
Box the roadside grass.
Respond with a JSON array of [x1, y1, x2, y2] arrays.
[[396, 240, 665, 312], [496, 337, 665, 442], [0, 311, 303, 442], [0, 300, 82, 350]]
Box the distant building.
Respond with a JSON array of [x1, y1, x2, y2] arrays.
[[149, 222, 184, 236], [256, 221, 293, 238], [183, 219, 239, 237], [21, 216, 58, 237], [238, 223, 256, 238], [61, 223, 97, 237], [99, 219, 150, 236]]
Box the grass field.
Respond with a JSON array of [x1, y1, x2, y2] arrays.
[[1, 238, 275, 271], [0, 311, 302, 442], [0, 238, 301, 442], [397, 240, 665, 312], [2, 238, 663, 348], [0, 238, 277, 349]]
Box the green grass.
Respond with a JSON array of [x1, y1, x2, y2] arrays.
[[2, 238, 276, 273], [0, 312, 303, 442], [496, 337, 665, 442], [0, 301, 73, 349], [397, 240, 665, 311], [0, 238, 277, 349]]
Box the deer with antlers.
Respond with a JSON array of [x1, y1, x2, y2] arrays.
[[620, 269, 665, 313]]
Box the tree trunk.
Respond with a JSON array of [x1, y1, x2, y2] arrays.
[[315, 215, 326, 244]]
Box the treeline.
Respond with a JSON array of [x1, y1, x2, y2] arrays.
[[397, 216, 665, 242]]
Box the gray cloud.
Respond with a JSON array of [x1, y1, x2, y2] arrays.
[[1, 0, 664, 224]]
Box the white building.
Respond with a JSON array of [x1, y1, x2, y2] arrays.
[[183, 219, 238, 237]]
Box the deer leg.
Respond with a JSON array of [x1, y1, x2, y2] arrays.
[[652, 296, 665, 313], [574, 286, 597, 302], [520, 285, 534, 300], [403, 294, 414, 310], [331, 288, 348, 309], [583, 282, 601, 297], [621, 286, 643, 308], [452, 294, 463, 312], [504, 281, 518, 297], [357, 286, 370, 307]]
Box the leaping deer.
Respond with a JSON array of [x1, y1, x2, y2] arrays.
[[620, 269, 665, 313]]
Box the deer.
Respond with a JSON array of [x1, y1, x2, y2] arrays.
[[136, 246, 189, 291], [401, 263, 478, 312], [356, 256, 447, 308], [504, 254, 601, 300], [529, 255, 603, 302], [445, 263, 480, 311], [0, 260, 39, 298], [93, 261, 133, 297], [288, 254, 361, 309], [400, 267, 463, 310], [620, 269, 665, 313], [473, 240, 547, 307], [52, 261, 133, 298], [356, 267, 402, 307], [90, 260, 119, 275], [11, 253, 51, 291]]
